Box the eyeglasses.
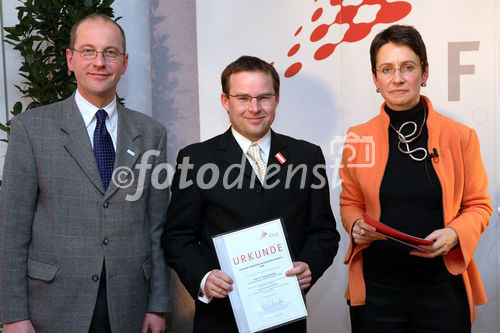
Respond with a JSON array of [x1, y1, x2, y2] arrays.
[[71, 48, 124, 61], [376, 62, 423, 77], [228, 93, 277, 105]]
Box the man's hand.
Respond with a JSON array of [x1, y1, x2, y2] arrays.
[[3, 319, 36, 333], [140, 312, 166, 333], [352, 218, 387, 245], [410, 227, 458, 258], [285, 261, 311, 290], [204, 269, 233, 298]]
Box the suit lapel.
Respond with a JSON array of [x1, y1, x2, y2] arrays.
[[267, 131, 289, 185], [218, 128, 254, 179], [61, 96, 105, 194], [105, 105, 141, 199]]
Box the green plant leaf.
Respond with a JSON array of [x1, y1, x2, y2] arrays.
[[4, 34, 20, 42], [0, 123, 10, 132], [13, 102, 23, 115]]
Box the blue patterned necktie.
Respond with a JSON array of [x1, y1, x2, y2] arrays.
[[93, 109, 115, 191]]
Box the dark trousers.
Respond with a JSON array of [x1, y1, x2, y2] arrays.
[[349, 275, 471, 333], [89, 267, 111, 333]]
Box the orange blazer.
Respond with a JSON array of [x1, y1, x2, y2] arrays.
[[339, 96, 492, 322]]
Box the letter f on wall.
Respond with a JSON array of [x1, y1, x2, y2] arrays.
[[448, 41, 480, 101]]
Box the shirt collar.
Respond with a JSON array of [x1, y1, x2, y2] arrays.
[[75, 90, 118, 130], [231, 127, 271, 160]]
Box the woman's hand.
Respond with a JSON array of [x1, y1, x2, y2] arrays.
[[410, 227, 458, 258], [351, 218, 387, 245]]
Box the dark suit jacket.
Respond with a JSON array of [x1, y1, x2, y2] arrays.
[[0, 96, 169, 332], [163, 128, 340, 332]]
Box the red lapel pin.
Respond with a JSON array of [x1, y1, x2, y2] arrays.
[[275, 152, 286, 164]]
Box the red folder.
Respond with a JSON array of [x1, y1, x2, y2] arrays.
[[362, 212, 433, 251]]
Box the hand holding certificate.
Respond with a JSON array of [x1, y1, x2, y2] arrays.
[[213, 218, 307, 333]]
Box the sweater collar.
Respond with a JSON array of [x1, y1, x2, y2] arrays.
[[378, 95, 438, 128]]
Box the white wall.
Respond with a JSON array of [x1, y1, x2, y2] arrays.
[[114, 0, 153, 116], [0, 30, 6, 180], [0, 0, 18, 180]]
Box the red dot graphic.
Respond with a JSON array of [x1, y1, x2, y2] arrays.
[[314, 43, 336, 60], [377, 2, 412, 22], [342, 23, 372, 42], [282, 0, 412, 78], [310, 24, 330, 42], [288, 44, 301, 57], [337, 5, 358, 23], [311, 8, 323, 22], [285, 62, 303, 78]]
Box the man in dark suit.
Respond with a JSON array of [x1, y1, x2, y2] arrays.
[[0, 14, 168, 333], [163, 55, 340, 332]]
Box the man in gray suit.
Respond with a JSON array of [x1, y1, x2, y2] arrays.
[[0, 14, 168, 333]]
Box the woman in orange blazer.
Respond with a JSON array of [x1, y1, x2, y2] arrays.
[[339, 25, 492, 333]]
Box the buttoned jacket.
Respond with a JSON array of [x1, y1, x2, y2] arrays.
[[0, 95, 169, 332]]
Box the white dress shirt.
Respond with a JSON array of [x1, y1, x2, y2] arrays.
[[75, 90, 118, 150]]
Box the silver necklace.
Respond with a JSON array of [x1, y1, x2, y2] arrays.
[[388, 108, 428, 161]]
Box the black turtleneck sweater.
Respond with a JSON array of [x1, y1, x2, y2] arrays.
[[363, 99, 449, 284]]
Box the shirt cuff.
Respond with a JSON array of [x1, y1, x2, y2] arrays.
[[198, 271, 212, 304]]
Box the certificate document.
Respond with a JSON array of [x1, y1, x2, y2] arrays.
[[213, 218, 307, 333]]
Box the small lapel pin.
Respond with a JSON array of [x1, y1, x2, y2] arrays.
[[127, 149, 135, 156], [275, 152, 286, 164]]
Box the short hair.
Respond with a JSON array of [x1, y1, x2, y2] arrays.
[[221, 56, 280, 95], [370, 25, 427, 75], [70, 14, 126, 53]]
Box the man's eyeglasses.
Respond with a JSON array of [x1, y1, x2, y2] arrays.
[[71, 48, 124, 61], [376, 62, 423, 77], [228, 93, 277, 105]]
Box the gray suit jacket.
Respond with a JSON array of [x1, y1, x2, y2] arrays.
[[0, 96, 169, 332]]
